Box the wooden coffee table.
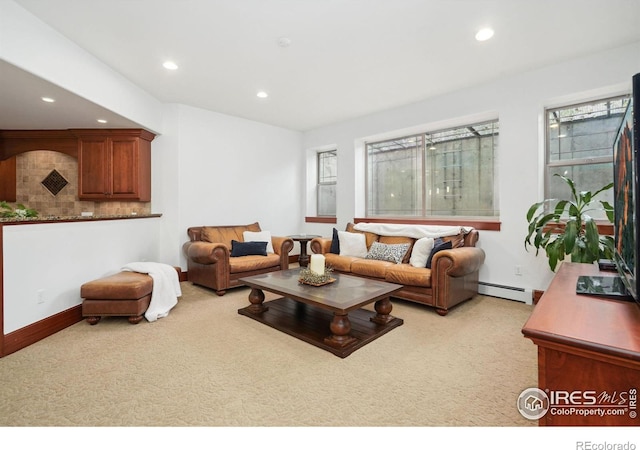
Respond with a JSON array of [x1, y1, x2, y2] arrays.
[[238, 269, 403, 358]]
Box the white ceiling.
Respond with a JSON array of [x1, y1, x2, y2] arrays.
[[3, 0, 640, 131]]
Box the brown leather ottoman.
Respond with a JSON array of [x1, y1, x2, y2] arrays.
[[81, 271, 153, 325]]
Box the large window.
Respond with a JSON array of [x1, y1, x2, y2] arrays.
[[545, 95, 630, 219], [366, 120, 499, 218], [317, 149, 337, 216]]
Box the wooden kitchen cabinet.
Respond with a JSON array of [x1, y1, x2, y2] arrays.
[[75, 129, 155, 201], [0, 156, 17, 202]]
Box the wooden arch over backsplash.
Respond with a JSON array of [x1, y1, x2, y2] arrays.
[[0, 130, 79, 160]]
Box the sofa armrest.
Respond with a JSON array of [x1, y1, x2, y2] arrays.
[[271, 236, 294, 256], [431, 247, 486, 277], [183, 241, 229, 265], [272, 236, 294, 270], [310, 237, 332, 255]]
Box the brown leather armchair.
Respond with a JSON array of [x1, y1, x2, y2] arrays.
[[183, 222, 293, 295]]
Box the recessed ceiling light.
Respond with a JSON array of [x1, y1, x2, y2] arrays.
[[97, 119, 107, 124], [256, 91, 269, 99], [277, 37, 292, 48], [475, 27, 494, 41], [41, 97, 55, 103], [163, 61, 179, 70]]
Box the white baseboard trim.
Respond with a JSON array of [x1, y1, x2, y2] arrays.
[[478, 282, 533, 305]]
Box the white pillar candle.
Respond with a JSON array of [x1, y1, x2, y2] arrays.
[[309, 254, 325, 275]]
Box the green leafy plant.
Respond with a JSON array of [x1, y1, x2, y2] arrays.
[[524, 174, 614, 271], [0, 201, 39, 219]]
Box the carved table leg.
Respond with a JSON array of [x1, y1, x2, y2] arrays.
[[324, 313, 357, 348], [371, 297, 394, 325], [248, 288, 268, 314]]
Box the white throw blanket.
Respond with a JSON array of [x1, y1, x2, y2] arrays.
[[353, 222, 470, 239], [121, 262, 182, 322]]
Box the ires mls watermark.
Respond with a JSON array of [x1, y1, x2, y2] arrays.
[[517, 387, 637, 421]]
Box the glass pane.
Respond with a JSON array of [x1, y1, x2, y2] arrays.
[[425, 129, 498, 216], [548, 96, 629, 162], [317, 184, 336, 216], [318, 150, 337, 183], [367, 135, 422, 216], [547, 163, 613, 220]]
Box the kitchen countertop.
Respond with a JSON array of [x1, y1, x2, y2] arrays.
[[0, 213, 162, 225]]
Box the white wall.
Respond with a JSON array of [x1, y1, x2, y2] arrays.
[[301, 42, 640, 294], [174, 104, 304, 266], [3, 218, 161, 333]]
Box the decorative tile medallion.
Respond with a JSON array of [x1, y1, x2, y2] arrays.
[[41, 169, 69, 196]]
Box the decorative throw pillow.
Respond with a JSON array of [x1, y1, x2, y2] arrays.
[[409, 237, 435, 268], [243, 230, 274, 253], [330, 228, 340, 254], [365, 242, 411, 264], [338, 231, 368, 258], [425, 238, 453, 268], [230, 240, 268, 257]]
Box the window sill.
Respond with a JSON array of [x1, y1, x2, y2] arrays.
[[354, 217, 501, 231], [543, 221, 613, 236], [305, 216, 337, 224]]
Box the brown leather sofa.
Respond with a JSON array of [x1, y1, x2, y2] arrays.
[[183, 222, 293, 295], [310, 223, 485, 316]]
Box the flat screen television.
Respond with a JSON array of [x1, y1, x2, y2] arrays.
[[612, 72, 640, 304]]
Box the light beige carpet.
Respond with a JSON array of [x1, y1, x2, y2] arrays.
[[0, 281, 537, 427]]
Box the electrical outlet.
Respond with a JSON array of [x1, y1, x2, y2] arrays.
[[37, 289, 45, 304], [515, 265, 523, 276]]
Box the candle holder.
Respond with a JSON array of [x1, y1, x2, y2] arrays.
[[298, 266, 335, 286]]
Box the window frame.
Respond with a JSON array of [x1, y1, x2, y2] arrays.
[[544, 94, 630, 218], [316, 149, 337, 217], [364, 119, 499, 220]]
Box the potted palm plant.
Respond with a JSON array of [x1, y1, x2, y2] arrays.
[[524, 174, 614, 271]]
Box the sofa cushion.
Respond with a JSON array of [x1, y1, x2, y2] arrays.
[[229, 253, 281, 273], [409, 237, 435, 268], [346, 223, 378, 249], [443, 233, 465, 249], [243, 230, 275, 253], [338, 231, 368, 257], [201, 222, 261, 247], [426, 238, 453, 268], [330, 228, 340, 254], [351, 259, 396, 278], [324, 253, 360, 272], [378, 235, 415, 263], [385, 264, 432, 287], [365, 242, 411, 264], [230, 240, 267, 257]]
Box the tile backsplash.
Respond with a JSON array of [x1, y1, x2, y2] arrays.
[[12, 150, 150, 217]]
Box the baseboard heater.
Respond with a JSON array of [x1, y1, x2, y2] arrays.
[[478, 281, 533, 305]]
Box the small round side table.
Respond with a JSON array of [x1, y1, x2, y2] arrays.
[[289, 234, 321, 267]]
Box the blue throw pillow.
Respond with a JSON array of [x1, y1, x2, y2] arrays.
[[425, 238, 452, 268], [231, 240, 268, 257], [330, 228, 340, 254]]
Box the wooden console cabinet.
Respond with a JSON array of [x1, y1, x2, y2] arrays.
[[522, 262, 640, 426], [75, 129, 155, 201]]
